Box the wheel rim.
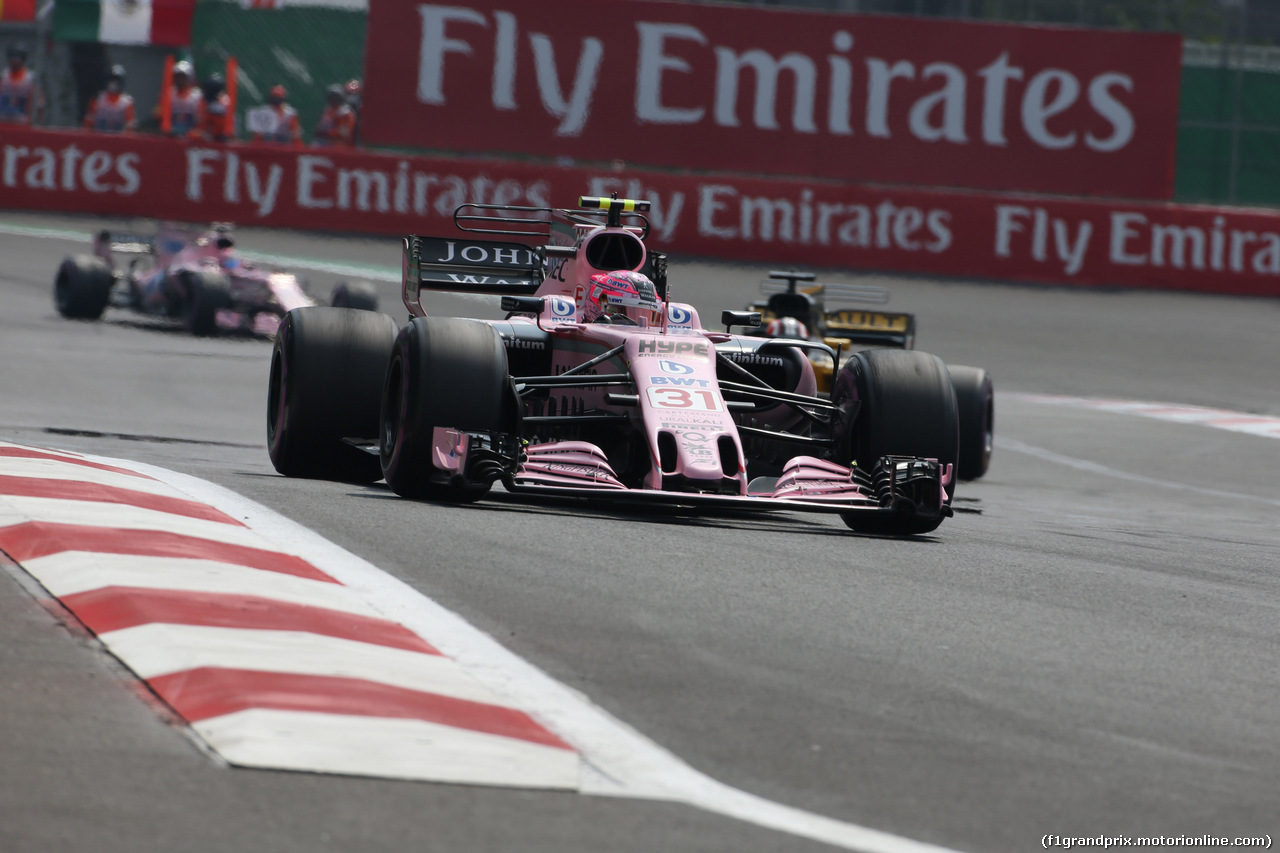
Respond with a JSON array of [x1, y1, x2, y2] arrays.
[[380, 352, 404, 464], [267, 345, 286, 451], [55, 271, 71, 312], [982, 393, 994, 460]]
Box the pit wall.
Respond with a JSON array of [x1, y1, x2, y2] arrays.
[[4, 126, 1278, 298]]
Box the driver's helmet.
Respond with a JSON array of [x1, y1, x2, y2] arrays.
[[764, 316, 810, 340], [583, 270, 662, 326], [215, 234, 239, 270]]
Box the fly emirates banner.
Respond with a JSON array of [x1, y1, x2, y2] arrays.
[[360, 0, 1182, 200], [3, 127, 1278, 297]]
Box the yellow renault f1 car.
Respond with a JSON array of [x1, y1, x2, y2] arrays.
[[748, 270, 992, 481]]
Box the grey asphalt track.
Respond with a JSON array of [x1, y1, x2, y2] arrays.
[[1, 212, 1277, 853]]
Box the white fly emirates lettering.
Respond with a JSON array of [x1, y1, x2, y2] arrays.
[[184, 148, 551, 219], [994, 204, 1280, 279], [1, 139, 140, 195], [586, 174, 953, 251], [415, 6, 1138, 153], [699, 185, 952, 251], [294, 156, 550, 216]]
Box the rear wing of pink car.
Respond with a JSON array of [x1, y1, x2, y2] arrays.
[[402, 197, 668, 317], [401, 234, 544, 316]]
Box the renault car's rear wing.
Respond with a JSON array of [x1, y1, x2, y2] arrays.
[[822, 308, 916, 349]]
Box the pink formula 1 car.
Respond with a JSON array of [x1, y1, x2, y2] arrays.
[[53, 224, 376, 336], [267, 197, 959, 535]]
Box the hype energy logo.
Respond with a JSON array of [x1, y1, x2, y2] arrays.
[[636, 339, 710, 359]]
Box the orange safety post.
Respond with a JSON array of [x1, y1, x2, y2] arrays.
[[159, 55, 174, 135], [224, 57, 238, 140]]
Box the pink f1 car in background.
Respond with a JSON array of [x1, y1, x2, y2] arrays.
[[267, 197, 965, 535], [53, 224, 377, 336]]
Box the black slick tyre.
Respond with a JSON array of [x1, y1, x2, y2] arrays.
[[832, 348, 959, 535], [330, 281, 378, 312], [267, 306, 400, 482], [182, 271, 232, 336], [948, 365, 993, 481], [380, 316, 512, 501], [54, 255, 114, 320]]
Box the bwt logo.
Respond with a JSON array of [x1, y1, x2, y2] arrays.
[[667, 305, 692, 325], [651, 376, 712, 388], [658, 359, 695, 375], [549, 296, 576, 318]]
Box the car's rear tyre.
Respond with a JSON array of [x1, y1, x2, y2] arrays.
[[268, 306, 400, 482], [330, 281, 378, 312], [54, 255, 114, 320], [182, 271, 232, 336], [832, 348, 958, 535], [380, 317, 512, 501], [949, 365, 993, 481]]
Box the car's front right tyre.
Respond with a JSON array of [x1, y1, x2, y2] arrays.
[[54, 255, 114, 320], [267, 306, 400, 482], [380, 316, 513, 502]]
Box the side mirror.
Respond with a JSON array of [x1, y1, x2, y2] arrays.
[[722, 310, 762, 331], [501, 295, 545, 315]]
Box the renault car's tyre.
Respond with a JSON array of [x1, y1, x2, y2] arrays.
[[949, 365, 994, 481], [267, 306, 400, 482]]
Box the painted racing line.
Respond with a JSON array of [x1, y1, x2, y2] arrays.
[[0, 441, 961, 853], [1008, 393, 1280, 441]]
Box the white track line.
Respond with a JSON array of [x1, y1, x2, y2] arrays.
[[997, 436, 1280, 508], [109, 455, 964, 853], [1009, 393, 1280, 441]]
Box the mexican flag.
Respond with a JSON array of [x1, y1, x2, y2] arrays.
[[0, 0, 37, 22], [54, 0, 197, 46]]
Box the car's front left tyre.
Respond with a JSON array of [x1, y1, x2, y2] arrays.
[[831, 348, 959, 535]]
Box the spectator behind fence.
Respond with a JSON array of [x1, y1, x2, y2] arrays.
[[156, 60, 204, 136], [247, 85, 300, 145], [83, 65, 136, 133], [196, 72, 232, 142], [312, 84, 355, 147], [344, 78, 362, 145], [0, 43, 40, 125]]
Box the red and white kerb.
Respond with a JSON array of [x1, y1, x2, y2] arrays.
[[0, 442, 578, 788]]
